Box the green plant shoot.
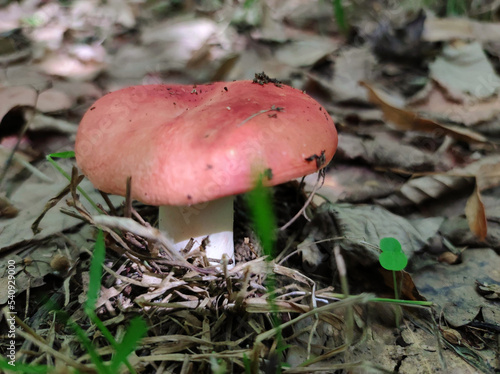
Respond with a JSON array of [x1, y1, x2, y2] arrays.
[[333, 0, 348, 35], [0, 358, 48, 373], [246, 174, 289, 373], [245, 176, 276, 258], [379, 237, 408, 327], [86, 229, 147, 373], [379, 237, 407, 271], [85, 229, 105, 313]]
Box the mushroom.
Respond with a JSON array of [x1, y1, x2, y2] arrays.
[[75, 80, 337, 268]]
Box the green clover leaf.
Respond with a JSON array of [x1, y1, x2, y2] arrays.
[[379, 237, 407, 271]]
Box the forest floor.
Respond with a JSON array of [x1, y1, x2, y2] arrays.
[[0, 1, 499, 373]]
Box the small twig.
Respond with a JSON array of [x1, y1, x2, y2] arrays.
[[99, 191, 117, 215], [280, 171, 325, 231], [124, 176, 132, 218], [46, 155, 102, 213]]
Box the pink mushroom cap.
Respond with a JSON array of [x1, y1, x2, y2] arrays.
[[75, 80, 338, 206]]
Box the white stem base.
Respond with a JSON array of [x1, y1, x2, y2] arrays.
[[158, 196, 235, 268]]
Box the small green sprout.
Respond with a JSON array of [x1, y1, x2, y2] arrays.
[[379, 237, 407, 271], [379, 237, 408, 328]]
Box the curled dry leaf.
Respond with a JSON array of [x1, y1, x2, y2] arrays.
[[297, 235, 327, 269], [336, 133, 438, 171], [463, 158, 500, 241], [465, 184, 487, 241], [0, 194, 18, 218], [441, 326, 463, 346], [360, 81, 488, 143], [375, 173, 472, 209], [475, 281, 500, 300], [408, 81, 500, 127], [438, 251, 460, 265], [377, 155, 500, 211], [379, 269, 427, 301]]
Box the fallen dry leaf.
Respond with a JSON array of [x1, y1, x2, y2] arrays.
[[476, 281, 500, 300], [375, 173, 471, 209], [275, 36, 340, 67], [141, 17, 219, 63], [38, 51, 106, 81], [429, 41, 500, 101], [441, 326, 463, 346], [0, 86, 38, 120], [305, 165, 402, 204], [423, 16, 500, 43], [376, 155, 500, 209], [297, 235, 327, 269], [280, 0, 336, 34], [0, 65, 49, 89], [307, 46, 376, 103], [413, 248, 500, 327], [0, 86, 76, 123], [379, 269, 426, 301], [309, 203, 443, 267], [360, 81, 488, 143], [408, 81, 500, 127], [332, 46, 376, 102], [0, 159, 123, 252], [336, 133, 439, 171], [476, 162, 500, 191], [227, 48, 294, 81], [465, 184, 487, 241], [250, 3, 287, 42]]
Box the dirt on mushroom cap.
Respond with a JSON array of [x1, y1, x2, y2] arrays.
[[75, 80, 338, 206]]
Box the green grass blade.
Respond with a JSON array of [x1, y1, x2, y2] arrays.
[[333, 0, 348, 35], [109, 317, 148, 372], [245, 177, 276, 258], [48, 151, 76, 159], [84, 231, 139, 373], [446, 0, 467, 15], [246, 175, 287, 372], [243, 354, 252, 374], [85, 229, 105, 313], [87, 311, 138, 373], [0, 358, 48, 373], [69, 319, 111, 374]]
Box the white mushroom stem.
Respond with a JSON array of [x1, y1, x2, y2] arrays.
[[158, 196, 235, 268]]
